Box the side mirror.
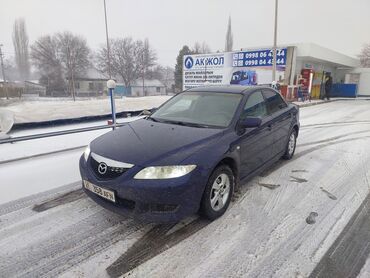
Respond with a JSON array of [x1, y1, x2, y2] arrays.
[[241, 117, 262, 128]]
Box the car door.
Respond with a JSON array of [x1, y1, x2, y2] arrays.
[[237, 90, 274, 179], [262, 89, 292, 156]]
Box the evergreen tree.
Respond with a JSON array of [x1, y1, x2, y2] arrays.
[[225, 16, 233, 52], [174, 45, 192, 91]]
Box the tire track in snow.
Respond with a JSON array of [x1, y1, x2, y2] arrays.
[[299, 129, 370, 147], [106, 218, 210, 277], [264, 134, 370, 176], [0, 181, 81, 216], [32, 188, 85, 212], [248, 150, 370, 278], [301, 120, 370, 129], [0, 191, 147, 278], [309, 193, 370, 278]]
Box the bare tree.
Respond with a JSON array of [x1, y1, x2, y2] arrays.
[[12, 18, 30, 81], [31, 32, 90, 98], [56, 32, 90, 100], [3, 57, 21, 81], [30, 35, 65, 93], [193, 42, 202, 54], [192, 42, 211, 54], [359, 43, 370, 67], [96, 38, 141, 88], [225, 16, 233, 52], [161, 66, 174, 93], [96, 37, 156, 91], [146, 65, 164, 80], [139, 38, 157, 95], [147, 65, 174, 92]]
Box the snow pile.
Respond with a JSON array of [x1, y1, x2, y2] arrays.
[[0, 109, 14, 138], [2, 95, 171, 124]]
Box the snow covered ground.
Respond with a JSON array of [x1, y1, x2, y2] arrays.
[[0, 100, 369, 277], [0, 116, 142, 164], [0, 116, 143, 203], [0, 96, 171, 124]]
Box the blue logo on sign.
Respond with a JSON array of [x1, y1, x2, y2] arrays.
[[185, 57, 193, 69]]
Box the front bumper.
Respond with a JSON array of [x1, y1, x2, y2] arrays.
[[79, 156, 208, 223]]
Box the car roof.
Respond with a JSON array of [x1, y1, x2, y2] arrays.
[[185, 85, 274, 96]]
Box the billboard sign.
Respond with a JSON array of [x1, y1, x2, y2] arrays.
[[232, 48, 287, 67], [183, 47, 293, 90]]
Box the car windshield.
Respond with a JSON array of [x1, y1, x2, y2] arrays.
[[150, 92, 242, 128]]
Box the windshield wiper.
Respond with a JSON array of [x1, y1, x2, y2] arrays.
[[165, 120, 211, 128], [146, 116, 160, 122], [147, 117, 213, 128]]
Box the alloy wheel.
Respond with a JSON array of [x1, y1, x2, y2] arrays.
[[288, 132, 296, 156], [210, 173, 231, 211]]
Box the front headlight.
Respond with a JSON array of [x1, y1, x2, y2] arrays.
[[84, 145, 91, 161], [134, 165, 196, 179]]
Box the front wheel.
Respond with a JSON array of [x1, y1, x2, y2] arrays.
[[200, 165, 234, 220], [283, 129, 297, 160]]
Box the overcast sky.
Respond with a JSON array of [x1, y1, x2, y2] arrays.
[[1, 0, 369, 67]]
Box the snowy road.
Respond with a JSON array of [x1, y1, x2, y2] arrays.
[[0, 100, 369, 277]]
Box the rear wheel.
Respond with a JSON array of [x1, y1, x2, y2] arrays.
[[283, 129, 297, 160], [200, 165, 234, 220]]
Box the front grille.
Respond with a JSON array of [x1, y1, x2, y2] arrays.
[[90, 156, 129, 179]]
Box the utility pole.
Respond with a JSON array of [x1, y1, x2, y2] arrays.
[[142, 53, 145, 96], [103, 0, 112, 79], [103, 0, 116, 129], [0, 44, 9, 99], [272, 0, 279, 82], [67, 44, 76, 101]]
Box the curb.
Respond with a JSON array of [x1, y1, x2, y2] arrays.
[[294, 99, 339, 108]]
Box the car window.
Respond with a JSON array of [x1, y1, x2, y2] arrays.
[[241, 91, 268, 119], [263, 89, 287, 114]]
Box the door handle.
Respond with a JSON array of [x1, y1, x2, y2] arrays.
[[268, 124, 273, 131]]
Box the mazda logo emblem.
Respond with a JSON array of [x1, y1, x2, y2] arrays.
[[98, 162, 108, 175]]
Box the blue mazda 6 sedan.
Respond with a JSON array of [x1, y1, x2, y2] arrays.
[[79, 86, 299, 222]]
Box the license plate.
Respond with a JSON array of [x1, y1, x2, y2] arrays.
[[83, 180, 116, 203]]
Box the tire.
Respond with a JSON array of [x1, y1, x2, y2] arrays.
[[200, 165, 234, 220], [282, 129, 297, 160]]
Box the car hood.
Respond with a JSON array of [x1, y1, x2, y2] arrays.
[[91, 119, 225, 166]]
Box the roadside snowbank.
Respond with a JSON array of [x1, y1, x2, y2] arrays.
[[1, 96, 171, 124], [0, 109, 14, 138]]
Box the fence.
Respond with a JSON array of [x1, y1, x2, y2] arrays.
[[0, 86, 23, 98]]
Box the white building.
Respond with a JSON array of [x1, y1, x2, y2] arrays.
[[130, 79, 166, 97], [342, 68, 370, 96], [238, 43, 359, 84], [293, 43, 359, 81]]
